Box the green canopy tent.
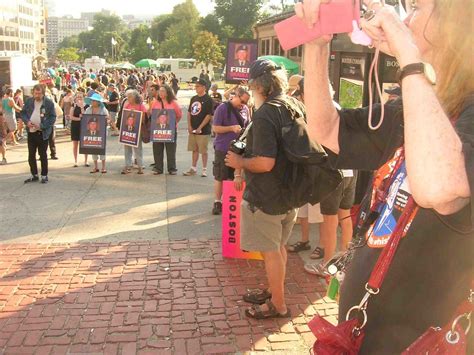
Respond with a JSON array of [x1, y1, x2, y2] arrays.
[[135, 59, 158, 68], [258, 55, 300, 76]]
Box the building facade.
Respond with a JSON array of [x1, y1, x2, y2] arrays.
[[253, 11, 304, 70], [46, 16, 88, 55], [0, 0, 46, 56]]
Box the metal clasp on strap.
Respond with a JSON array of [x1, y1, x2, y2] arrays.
[[345, 283, 381, 337]]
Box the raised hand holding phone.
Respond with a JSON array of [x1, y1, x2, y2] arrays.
[[275, 0, 360, 50]]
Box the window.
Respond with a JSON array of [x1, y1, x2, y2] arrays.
[[273, 38, 283, 56], [259, 39, 270, 56]]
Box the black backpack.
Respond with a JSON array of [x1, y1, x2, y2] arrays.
[[265, 97, 343, 208]]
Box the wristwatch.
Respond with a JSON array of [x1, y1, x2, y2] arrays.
[[397, 62, 436, 85]]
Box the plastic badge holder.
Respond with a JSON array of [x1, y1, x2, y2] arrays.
[[274, 0, 361, 51]]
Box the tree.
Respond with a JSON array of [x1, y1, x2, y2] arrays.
[[160, 0, 200, 57], [214, 0, 266, 38], [150, 14, 174, 44], [57, 47, 80, 63], [193, 31, 224, 69], [199, 14, 233, 46], [128, 25, 158, 63], [78, 13, 129, 61], [58, 35, 80, 50]]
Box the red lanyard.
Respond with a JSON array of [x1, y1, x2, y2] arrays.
[[347, 148, 419, 334], [368, 147, 418, 290]]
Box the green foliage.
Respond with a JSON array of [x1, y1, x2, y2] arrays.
[[160, 0, 200, 58], [192, 31, 224, 68], [58, 35, 80, 50], [57, 47, 80, 63], [199, 14, 233, 46], [128, 25, 158, 63], [77, 13, 129, 61], [214, 0, 266, 38], [150, 14, 174, 43]]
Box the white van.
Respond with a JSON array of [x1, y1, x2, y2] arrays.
[[156, 58, 215, 82]]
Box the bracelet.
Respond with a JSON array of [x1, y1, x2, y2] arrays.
[[234, 174, 241, 178]]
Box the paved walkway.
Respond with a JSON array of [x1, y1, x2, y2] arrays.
[[0, 90, 337, 354], [0, 241, 338, 355]]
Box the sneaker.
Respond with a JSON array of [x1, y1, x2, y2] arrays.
[[304, 262, 330, 278], [168, 170, 177, 175], [0, 158, 6, 165], [183, 168, 197, 176], [50, 156, 58, 160], [212, 201, 222, 215], [41, 176, 49, 184], [24, 176, 39, 184], [201, 169, 207, 177]]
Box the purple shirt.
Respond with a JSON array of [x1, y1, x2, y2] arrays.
[[213, 102, 249, 152]]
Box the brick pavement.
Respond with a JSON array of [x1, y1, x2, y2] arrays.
[[0, 240, 338, 354]]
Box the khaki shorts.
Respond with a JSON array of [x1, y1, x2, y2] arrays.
[[188, 134, 210, 154], [241, 200, 297, 252]]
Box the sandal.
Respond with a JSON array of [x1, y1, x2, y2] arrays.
[[121, 168, 131, 175], [245, 300, 291, 319], [287, 241, 311, 253], [137, 170, 144, 175], [101, 170, 107, 174], [243, 289, 272, 305], [310, 247, 325, 260], [90, 169, 99, 174]]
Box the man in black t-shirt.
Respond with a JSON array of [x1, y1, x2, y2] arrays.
[[225, 60, 298, 320], [183, 79, 214, 177], [105, 84, 120, 136]]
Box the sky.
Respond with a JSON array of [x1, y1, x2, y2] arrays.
[[49, 0, 281, 18]]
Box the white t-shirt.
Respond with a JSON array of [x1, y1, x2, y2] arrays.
[[30, 100, 42, 132]]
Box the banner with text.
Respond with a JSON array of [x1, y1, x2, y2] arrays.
[[225, 39, 258, 84], [119, 109, 143, 147], [79, 114, 107, 155], [150, 109, 176, 143], [222, 181, 263, 260]]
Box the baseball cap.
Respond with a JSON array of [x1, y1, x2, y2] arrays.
[[249, 59, 281, 81], [195, 79, 208, 87], [236, 45, 249, 52]]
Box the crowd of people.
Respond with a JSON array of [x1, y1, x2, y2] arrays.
[[0, 68, 186, 178], [0, 0, 472, 353]]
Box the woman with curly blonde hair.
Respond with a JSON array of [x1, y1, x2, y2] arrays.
[[300, 0, 473, 352]]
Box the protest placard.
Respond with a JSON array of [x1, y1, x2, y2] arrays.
[[119, 109, 143, 147], [222, 181, 263, 260], [150, 109, 176, 143], [225, 39, 258, 84], [79, 114, 107, 155]]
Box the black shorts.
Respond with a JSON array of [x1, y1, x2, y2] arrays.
[[320, 175, 357, 215], [213, 150, 234, 181]]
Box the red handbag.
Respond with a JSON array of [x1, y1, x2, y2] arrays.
[[402, 298, 473, 354]]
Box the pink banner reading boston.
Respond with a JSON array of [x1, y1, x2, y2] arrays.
[[221, 181, 263, 260]]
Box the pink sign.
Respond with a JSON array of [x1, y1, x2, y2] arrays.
[[222, 181, 263, 260]]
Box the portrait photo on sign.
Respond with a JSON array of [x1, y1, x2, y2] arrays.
[[79, 114, 107, 155], [119, 109, 143, 147], [150, 109, 176, 143], [225, 39, 258, 84]]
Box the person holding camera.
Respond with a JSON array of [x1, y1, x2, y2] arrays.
[[225, 59, 306, 319], [298, 0, 472, 352], [211, 87, 250, 215]]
